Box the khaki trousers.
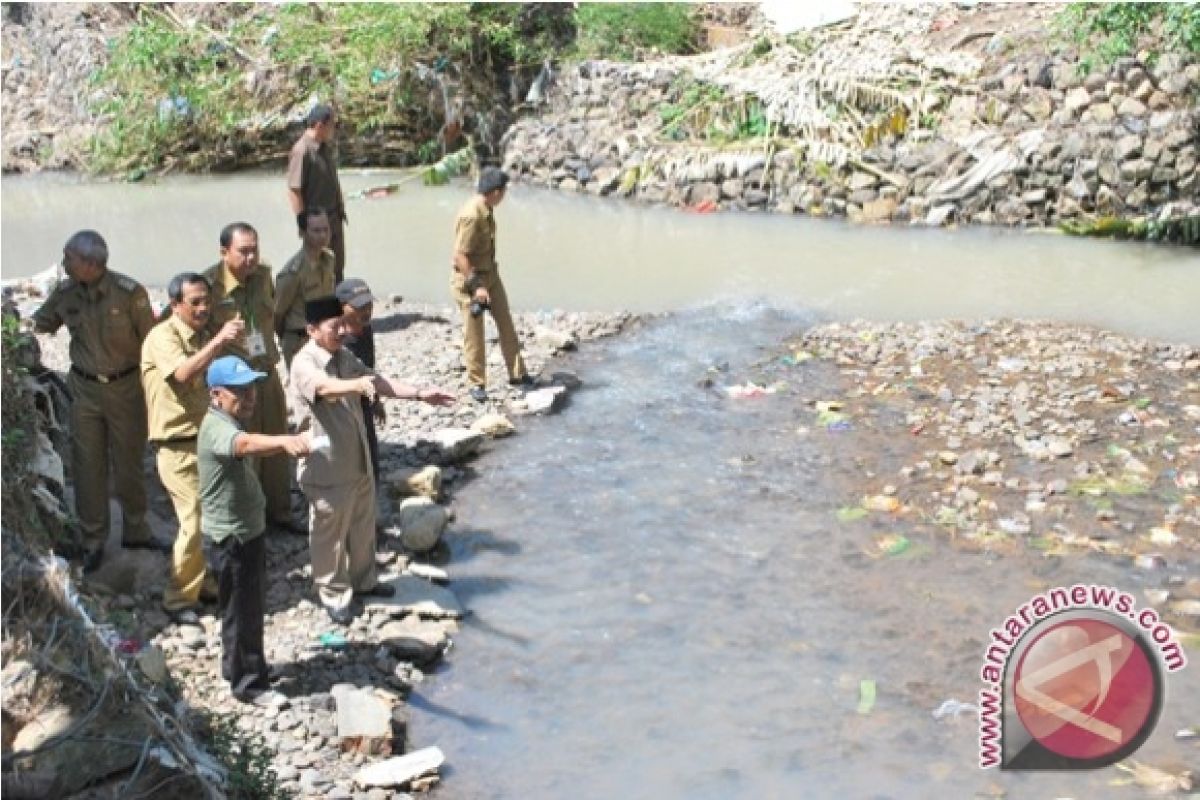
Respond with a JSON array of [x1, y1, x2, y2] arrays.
[[68, 371, 149, 547], [450, 270, 527, 388], [304, 473, 377, 611], [246, 367, 291, 525], [156, 442, 207, 611]]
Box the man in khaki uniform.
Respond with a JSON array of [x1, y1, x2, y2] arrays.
[[141, 272, 245, 613], [291, 296, 453, 624], [203, 222, 303, 534], [274, 208, 336, 368], [32, 230, 158, 569], [286, 104, 347, 283], [451, 168, 533, 403]]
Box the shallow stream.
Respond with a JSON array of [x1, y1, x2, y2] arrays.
[[3, 173, 1198, 797]]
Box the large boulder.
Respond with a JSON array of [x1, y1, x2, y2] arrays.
[[397, 497, 448, 553]]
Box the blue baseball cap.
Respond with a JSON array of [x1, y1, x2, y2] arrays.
[[207, 355, 266, 388]]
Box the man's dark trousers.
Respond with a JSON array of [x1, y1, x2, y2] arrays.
[[207, 534, 268, 690]]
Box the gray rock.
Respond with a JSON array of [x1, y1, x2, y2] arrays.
[[1117, 96, 1148, 116], [1064, 86, 1091, 114], [1089, 102, 1116, 123], [397, 497, 448, 553], [379, 617, 449, 663], [354, 747, 445, 789], [423, 428, 483, 463], [688, 182, 720, 205], [520, 386, 567, 415], [924, 204, 956, 226], [535, 326, 579, 352], [364, 575, 464, 619], [333, 686, 392, 742], [720, 178, 744, 199], [1115, 135, 1142, 160], [470, 413, 516, 438]]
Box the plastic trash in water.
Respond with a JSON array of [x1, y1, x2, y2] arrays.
[[857, 680, 876, 715], [726, 383, 768, 399], [317, 632, 347, 650], [932, 699, 978, 720]]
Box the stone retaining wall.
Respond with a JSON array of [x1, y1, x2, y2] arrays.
[[501, 50, 1199, 231]]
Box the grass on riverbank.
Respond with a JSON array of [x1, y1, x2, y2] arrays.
[[87, 3, 699, 176], [1056, 3, 1200, 74]]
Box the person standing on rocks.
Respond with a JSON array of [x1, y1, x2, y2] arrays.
[[336, 278, 382, 485], [275, 208, 337, 369], [286, 104, 347, 283], [199, 355, 312, 700], [451, 167, 534, 403], [204, 222, 305, 536], [290, 296, 453, 625], [141, 272, 246, 617], [32, 230, 161, 571]]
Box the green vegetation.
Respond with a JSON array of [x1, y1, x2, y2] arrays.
[[1060, 214, 1200, 246], [1057, 3, 1200, 73], [88, 4, 567, 174], [202, 713, 287, 800], [572, 3, 700, 60]]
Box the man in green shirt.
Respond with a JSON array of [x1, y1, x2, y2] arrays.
[[199, 355, 311, 700]]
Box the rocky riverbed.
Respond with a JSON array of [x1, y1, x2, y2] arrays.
[[728, 318, 1200, 630], [13, 286, 634, 797]]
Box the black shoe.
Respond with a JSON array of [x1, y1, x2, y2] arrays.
[[508, 374, 536, 388], [123, 538, 172, 554], [469, 386, 488, 403], [359, 583, 395, 598], [324, 603, 356, 626]]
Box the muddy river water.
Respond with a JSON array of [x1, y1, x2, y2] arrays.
[[2, 173, 1198, 797]]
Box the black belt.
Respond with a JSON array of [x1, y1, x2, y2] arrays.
[[71, 365, 137, 384], [156, 435, 198, 445]]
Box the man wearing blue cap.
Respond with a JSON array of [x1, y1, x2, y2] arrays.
[[199, 355, 312, 700]]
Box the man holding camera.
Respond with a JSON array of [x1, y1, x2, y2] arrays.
[[450, 167, 533, 403]]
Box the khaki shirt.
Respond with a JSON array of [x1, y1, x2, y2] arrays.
[[453, 194, 497, 273], [290, 340, 372, 487], [286, 135, 344, 217], [141, 314, 211, 441], [198, 407, 265, 543], [274, 247, 337, 337], [32, 270, 156, 377], [203, 261, 280, 370]]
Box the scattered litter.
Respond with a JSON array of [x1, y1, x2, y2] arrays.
[[115, 637, 142, 655], [864, 495, 902, 513], [836, 506, 868, 523], [875, 533, 911, 556], [1149, 527, 1179, 546], [826, 420, 853, 432], [726, 382, 776, 399], [932, 699, 977, 720], [857, 679, 876, 715], [318, 632, 348, 650]]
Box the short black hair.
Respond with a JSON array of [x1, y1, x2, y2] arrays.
[[167, 272, 210, 302], [64, 230, 108, 266], [298, 207, 329, 233], [306, 104, 335, 128], [219, 222, 257, 249]]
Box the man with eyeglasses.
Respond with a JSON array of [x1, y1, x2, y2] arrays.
[[141, 272, 245, 616], [287, 104, 347, 283], [33, 230, 159, 571], [204, 222, 304, 536]]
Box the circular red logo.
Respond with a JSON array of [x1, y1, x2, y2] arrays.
[[1013, 618, 1158, 761]]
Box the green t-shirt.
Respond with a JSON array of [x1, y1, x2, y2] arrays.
[[198, 407, 266, 543]]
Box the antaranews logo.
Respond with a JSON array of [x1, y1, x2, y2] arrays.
[[978, 584, 1187, 770]]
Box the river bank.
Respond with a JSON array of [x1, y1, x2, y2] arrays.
[[6, 286, 633, 796], [501, 4, 1199, 239]]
